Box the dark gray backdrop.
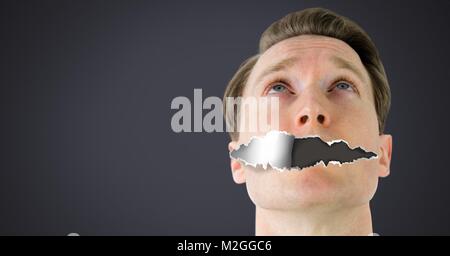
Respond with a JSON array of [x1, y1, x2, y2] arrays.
[[1, 0, 449, 235]]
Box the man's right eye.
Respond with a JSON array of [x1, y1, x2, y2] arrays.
[[268, 84, 288, 94]]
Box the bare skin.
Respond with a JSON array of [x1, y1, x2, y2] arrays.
[[228, 35, 392, 236]]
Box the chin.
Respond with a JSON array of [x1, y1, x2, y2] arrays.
[[246, 164, 367, 211]]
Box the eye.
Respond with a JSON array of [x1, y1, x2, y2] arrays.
[[328, 77, 358, 94], [336, 82, 351, 90], [268, 83, 288, 94]]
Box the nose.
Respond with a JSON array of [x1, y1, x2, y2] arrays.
[[298, 113, 327, 126], [294, 98, 331, 129]]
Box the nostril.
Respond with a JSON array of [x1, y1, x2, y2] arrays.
[[300, 115, 308, 124], [317, 114, 325, 124]]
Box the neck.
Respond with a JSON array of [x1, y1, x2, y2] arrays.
[[255, 203, 373, 236]]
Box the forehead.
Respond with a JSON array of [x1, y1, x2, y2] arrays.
[[247, 35, 367, 87]]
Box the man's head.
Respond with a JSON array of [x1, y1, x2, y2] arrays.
[[224, 8, 392, 212]]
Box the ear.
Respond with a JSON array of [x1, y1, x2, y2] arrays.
[[377, 134, 393, 178], [228, 141, 246, 184]]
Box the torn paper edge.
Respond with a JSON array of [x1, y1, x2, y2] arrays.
[[229, 130, 378, 172]]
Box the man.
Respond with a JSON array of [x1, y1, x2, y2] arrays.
[[223, 8, 392, 235]]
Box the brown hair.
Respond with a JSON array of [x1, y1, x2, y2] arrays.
[[224, 7, 390, 141]]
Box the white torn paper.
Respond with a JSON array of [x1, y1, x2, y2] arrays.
[[230, 131, 378, 171]]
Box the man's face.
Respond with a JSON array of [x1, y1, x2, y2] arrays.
[[229, 35, 392, 211]]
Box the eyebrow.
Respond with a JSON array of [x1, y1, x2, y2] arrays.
[[254, 55, 367, 87], [254, 57, 299, 85], [330, 56, 366, 83]]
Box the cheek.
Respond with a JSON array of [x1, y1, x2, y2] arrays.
[[352, 157, 381, 201], [243, 166, 279, 208], [333, 100, 379, 145], [268, 98, 296, 132], [236, 100, 261, 142], [237, 96, 285, 142]]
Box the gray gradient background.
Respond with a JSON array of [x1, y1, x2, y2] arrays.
[[1, 0, 449, 235]]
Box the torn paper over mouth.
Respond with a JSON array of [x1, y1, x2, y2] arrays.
[[230, 131, 378, 171]]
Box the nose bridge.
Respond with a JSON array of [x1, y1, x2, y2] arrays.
[[294, 84, 330, 129]]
